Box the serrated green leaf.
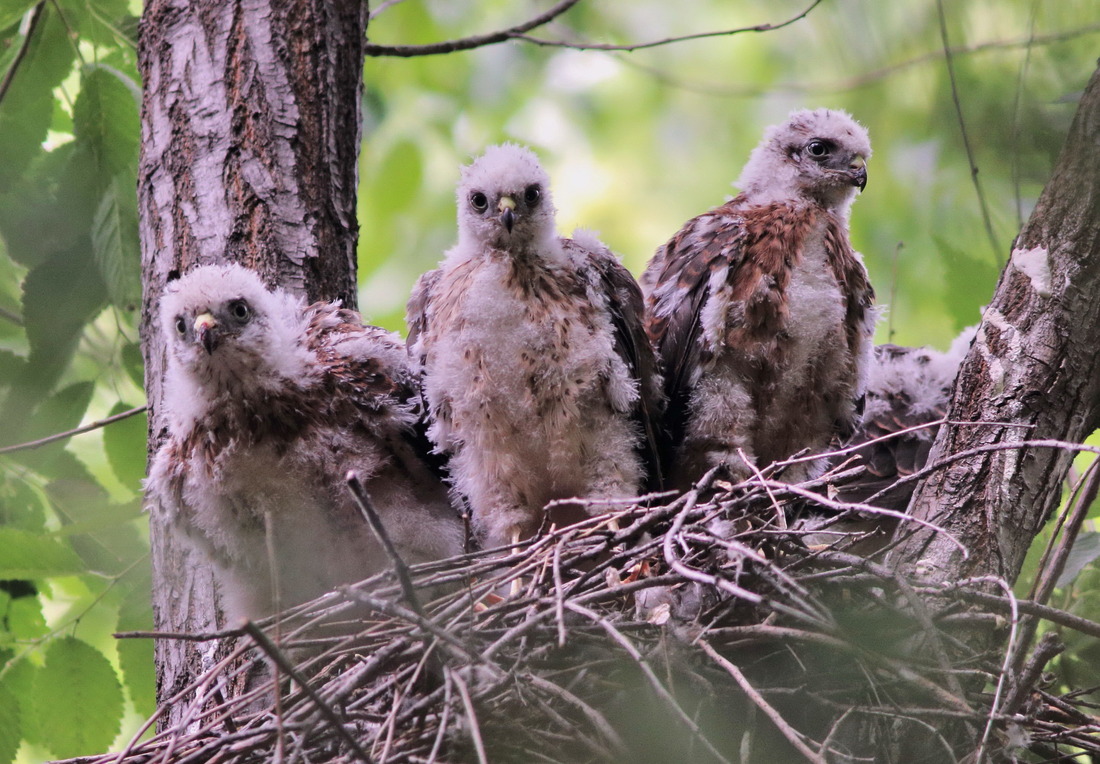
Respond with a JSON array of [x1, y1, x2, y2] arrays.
[[0, 350, 22, 385], [32, 636, 123, 759], [57, 0, 130, 48], [91, 174, 141, 309], [0, 657, 36, 745], [7, 592, 45, 641], [0, 143, 95, 269], [73, 64, 139, 180], [0, 1, 38, 32], [4, 248, 107, 425], [0, 10, 76, 190], [0, 528, 82, 578], [116, 570, 154, 718], [6, 381, 96, 471], [0, 478, 47, 532], [0, 679, 19, 764], [103, 401, 146, 489]]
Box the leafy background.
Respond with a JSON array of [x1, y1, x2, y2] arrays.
[[0, 0, 1097, 759]]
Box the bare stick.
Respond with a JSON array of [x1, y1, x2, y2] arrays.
[[700, 640, 827, 764], [243, 621, 373, 764], [0, 404, 147, 454], [449, 668, 489, 764], [365, 0, 583, 57], [346, 471, 424, 617]]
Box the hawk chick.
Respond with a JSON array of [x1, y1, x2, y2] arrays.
[[147, 264, 463, 621], [408, 144, 662, 551], [642, 108, 876, 489]]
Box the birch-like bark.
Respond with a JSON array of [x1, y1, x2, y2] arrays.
[[137, 0, 367, 726], [895, 64, 1100, 587]]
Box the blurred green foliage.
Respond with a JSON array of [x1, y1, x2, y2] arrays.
[[0, 0, 1097, 759]]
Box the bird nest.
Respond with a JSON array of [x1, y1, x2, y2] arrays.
[[88, 466, 1100, 763]]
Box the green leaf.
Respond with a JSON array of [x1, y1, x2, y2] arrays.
[[103, 401, 147, 490], [6, 247, 107, 421], [73, 64, 140, 179], [0, 10, 76, 190], [91, 173, 140, 308], [57, 0, 131, 47], [32, 636, 123, 759], [1058, 532, 1100, 589], [7, 592, 46, 641], [5, 381, 96, 472], [0, 1, 38, 32], [0, 679, 19, 764], [0, 527, 83, 578], [0, 657, 36, 745]]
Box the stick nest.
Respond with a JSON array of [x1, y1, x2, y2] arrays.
[[87, 469, 1100, 763]]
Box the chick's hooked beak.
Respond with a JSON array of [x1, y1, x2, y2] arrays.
[[194, 312, 219, 354], [848, 155, 868, 192], [498, 195, 516, 233]]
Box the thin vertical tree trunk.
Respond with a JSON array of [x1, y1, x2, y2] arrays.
[[137, 0, 367, 726]]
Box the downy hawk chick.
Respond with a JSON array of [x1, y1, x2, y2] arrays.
[[147, 264, 464, 621], [642, 108, 876, 490], [407, 144, 662, 551]]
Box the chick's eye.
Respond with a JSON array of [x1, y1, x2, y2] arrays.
[[229, 300, 251, 322], [806, 140, 830, 158], [524, 184, 541, 206], [175, 317, 187, 335], [470, 192, 489, 213]]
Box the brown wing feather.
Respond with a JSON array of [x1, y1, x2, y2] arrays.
[[569, 238, 666, 491]]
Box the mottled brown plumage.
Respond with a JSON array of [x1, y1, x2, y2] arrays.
[[408, 144, 662, 551], [643, 109, 876, 489], [147, 264, 463, 621]]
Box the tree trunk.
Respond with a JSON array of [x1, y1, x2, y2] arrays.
[[137, 0, 367, 727], [893, 63, 1100, 586]]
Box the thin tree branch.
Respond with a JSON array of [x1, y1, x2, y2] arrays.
[[365, 0, 822, 58], [243, 621, 374, 764], [0, 404, 147, 454], [346, 471, 425, 617], [700, 640, 828, 764], [515, 0, 823, 52], [0, 2, 46, 107], [365, 0, 583, 57], [936, 0, 1001, 263]]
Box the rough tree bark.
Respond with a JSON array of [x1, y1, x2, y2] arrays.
[[893, 62, 1100, 587], [137, 0, 367, 728]]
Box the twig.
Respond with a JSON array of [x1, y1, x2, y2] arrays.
[[365, 0, 583, 57], [114, 626, 244, 641], [1003, 630, 1064, 717], [0, 404, 148, 454], [0, 305, 22, 327], [515, 0, 823, 52], [935, 0, 1001, 263], [700, 640, 827, 764], [243, 621, 374, 764], [346, 471, 424, 617], [0, 2, 46, 106], [566, 601, 735, 764], [449, 668, 488, 764]]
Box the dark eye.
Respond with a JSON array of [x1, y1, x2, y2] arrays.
[[806, 140, 830, 158], [229, 300, 251, 322], [175, 317, 187, 335], [470, 191, 489, 213], [524, 184, 541, 206]]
